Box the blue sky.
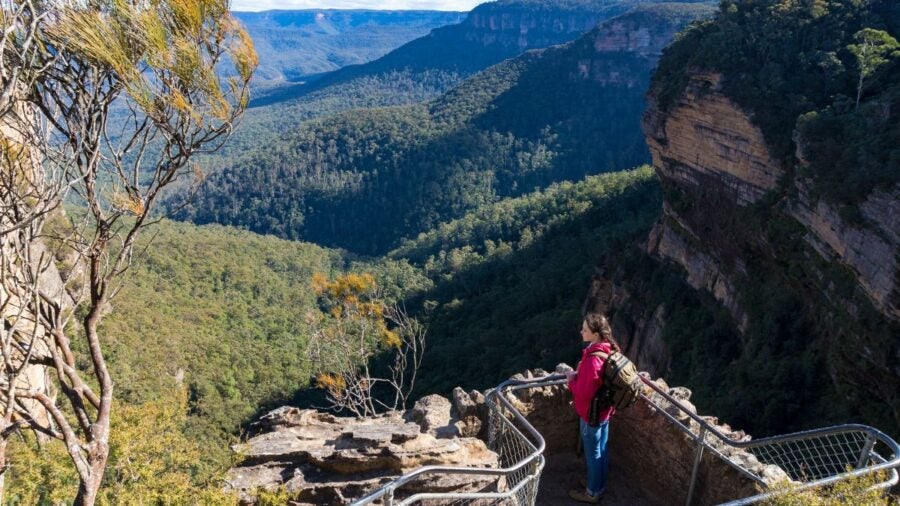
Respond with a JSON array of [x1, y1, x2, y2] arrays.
[[232, 0, 482, 11]]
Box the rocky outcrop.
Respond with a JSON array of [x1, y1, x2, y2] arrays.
[[643, 72, 783, 206], [226, 402, 499, 504], [229, 365, 790, 505]]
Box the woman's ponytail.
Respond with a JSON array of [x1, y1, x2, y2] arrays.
[[584, 313, 621, 352]]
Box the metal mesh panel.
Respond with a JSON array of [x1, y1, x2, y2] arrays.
[[397, 391, 543, 506], [748, 431, 870, 481]]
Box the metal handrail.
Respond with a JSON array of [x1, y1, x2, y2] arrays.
[[350, 372, 900, 505], [350, 374, 564, 506], [637, 373, 900, 504]]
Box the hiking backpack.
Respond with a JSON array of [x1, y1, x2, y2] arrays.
[[588, 350, 642, 425]]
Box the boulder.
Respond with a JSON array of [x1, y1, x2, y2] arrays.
[[407, 394, 453, 432], [451, 387, 487, 438], [227, 408, 500, 504]]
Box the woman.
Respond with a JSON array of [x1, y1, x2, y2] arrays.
[[566, 313, 618, 504]]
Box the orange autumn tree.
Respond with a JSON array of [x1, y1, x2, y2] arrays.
[[310, 273, 425, 417]]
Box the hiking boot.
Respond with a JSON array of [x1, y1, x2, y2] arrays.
[[568, 488, 601, 504], [577, 480, 604, 495]]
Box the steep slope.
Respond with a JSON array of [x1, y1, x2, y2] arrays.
[[179, 3, 714, 255], [604, 0, 899, 436], [99, 221, 343, 464]]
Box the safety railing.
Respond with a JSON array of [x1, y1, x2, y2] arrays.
[[637, 373, 900, 505], [350, 374, 562, 506], [351, 373, 900, 505]]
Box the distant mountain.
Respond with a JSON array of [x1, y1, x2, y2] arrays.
[[210, 0, 708, 164], [249, 0, 694, 107], [233, 10, 464, 88], [178, 3, 715, 254]]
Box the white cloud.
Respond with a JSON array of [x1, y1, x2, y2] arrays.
[[231, 0, 482, 11]]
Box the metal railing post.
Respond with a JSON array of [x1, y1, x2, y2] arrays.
[[385, 488, 394, 506], [686, 427, 708, 506], [856, 433, 877, 469]]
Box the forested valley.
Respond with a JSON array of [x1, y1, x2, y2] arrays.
[[178, 3, 713, 254], [7, 0, 900, 503]]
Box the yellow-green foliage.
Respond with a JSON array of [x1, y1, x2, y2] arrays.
[[255, 487, 297, 506], [764, 471, 895, 506], [5, 389, 238, 505], [48, 0, 256, 121], [99, 220, 343, 465], [312, 272, 401, 349], [310, 272, 404, 401]]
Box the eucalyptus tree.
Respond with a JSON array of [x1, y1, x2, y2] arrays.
[[849, 28, 899, 110], [0, 0, 256, 503]]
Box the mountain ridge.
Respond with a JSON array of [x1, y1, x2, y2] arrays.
[[179, 2, 714, 255]]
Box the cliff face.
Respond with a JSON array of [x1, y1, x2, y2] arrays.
[[464, 10, 605, 50], [571, 12, 698, 87], [0, 112, 74, 431], [788, 181, 900, 320], [643, 73, 900, 321], [624, 68, 900, 433], [644, 73, 783, 206]]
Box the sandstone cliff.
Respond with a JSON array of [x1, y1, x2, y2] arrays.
[[614, 68, 900, 434], [0, 111, 76, 432], [457, 0, 662, 53], [571, 4, 715, 87]]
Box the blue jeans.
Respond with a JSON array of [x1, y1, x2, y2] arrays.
[[580, 418, 609, 496]]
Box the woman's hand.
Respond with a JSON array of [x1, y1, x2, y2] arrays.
[[565, 371, 577, 382]]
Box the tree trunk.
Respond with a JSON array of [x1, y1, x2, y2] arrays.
[[0, 437, 7, 505], [855, 71, 864, 111], [74, 307, 112, 506], [73, 446, 108, 506]]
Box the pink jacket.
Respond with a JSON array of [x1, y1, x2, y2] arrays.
[[567, 341, 615, 424]]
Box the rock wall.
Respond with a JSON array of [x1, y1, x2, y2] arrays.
[[632, 66, 900, 431], [642, 70, 899, 326], [583, 274, 671, 377], [464, 8, 608, 51], [504, 366, 784, 505], [643, 73, 783, 206], [572, 7, 712, 88], [789, 181, 900, 320]]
